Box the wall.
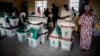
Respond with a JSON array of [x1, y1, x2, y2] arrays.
[[89, 0, 100, 16], [27, 0, 69, 13], [0, 0, 100, 16], [28, 0, 35, 13], [0, 0, 25, 12]]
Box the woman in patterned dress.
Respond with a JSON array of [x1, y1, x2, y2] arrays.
[[78, 5, 96, 50]]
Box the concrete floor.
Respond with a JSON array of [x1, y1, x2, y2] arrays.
[[0, 34, 82, 56], [0, 32, 99, 56]]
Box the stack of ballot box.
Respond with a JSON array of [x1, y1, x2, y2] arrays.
[[27, 16, 44, 47], [0, 13, 19, 37], [40, 29, 48, 44], [49, 19, 75, 51]]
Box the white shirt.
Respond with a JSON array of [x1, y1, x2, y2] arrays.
[[60, 8, 73, 21]]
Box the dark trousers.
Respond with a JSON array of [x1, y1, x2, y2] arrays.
[[52, 21, 57, 28], [52, 15, 58, 28], [47, 17, 51, 29]]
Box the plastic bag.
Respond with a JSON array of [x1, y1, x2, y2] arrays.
[[30, 28, 39, 40], [55, 26, 62, 37]]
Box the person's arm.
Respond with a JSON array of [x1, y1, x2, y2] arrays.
[[60, 15, 70, 19], [78, 14, 85, 25], [59, 8, 70, 19]]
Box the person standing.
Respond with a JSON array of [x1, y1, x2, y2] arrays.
[[19, 12, 27, 26], [78, 5, 96, 50], [44, 8, 50, 17], [44, 8, 51, 29], [12, 7, 18, 16], [51, 3, 59, 28], [60, 4, 74, 21], [37, 7, 41, 16]]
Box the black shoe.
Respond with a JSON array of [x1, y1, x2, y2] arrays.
[[80, 49, 87, 51]]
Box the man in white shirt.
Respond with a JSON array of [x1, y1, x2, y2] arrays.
[[60, 4, 74, 21]]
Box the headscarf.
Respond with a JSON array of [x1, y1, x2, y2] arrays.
[[84, 5, 90, 11]]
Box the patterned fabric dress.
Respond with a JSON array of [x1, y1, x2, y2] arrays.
[[78, 14, 95, 50]]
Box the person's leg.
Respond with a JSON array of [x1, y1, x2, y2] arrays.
[[80, 30, 92, 50], [52, 17, 55, 28], [80, 27, 87, 50], [47, 17, 49, 29], [53, 21, 55, 28]]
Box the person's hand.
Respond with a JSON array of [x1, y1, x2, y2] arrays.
[[65, 15, 70, 17], [61, 15, 70, 19]]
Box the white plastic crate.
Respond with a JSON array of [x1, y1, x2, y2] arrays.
[[57, 20, 75, 27], [0, 17, 5, 25], [40, 33, 48, 43], [61, 27, 73, 39], [49, 36, 59, 48], [28, 16, 39, 23], [27, 24, 43, 30], [41, 28, 48, 34], [6, 28, 17, 37], [40, 17, 47, 24], [2, 22, 10, 28], [60, 39, 72, 51], [9, 18, 19, 27], [28, 17, 43, 24], [1, 16, 10, 28], [57, 19, 66, 27], [17, 32, 28, 42], [50, 28, 59, 37], [28, 37, 40, 48], [0, 28, 6, 36], [0, 27, 1, 35]]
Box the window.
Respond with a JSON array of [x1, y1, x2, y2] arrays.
[[35, 0, 47, 14], [69, 0, 79, 11]]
